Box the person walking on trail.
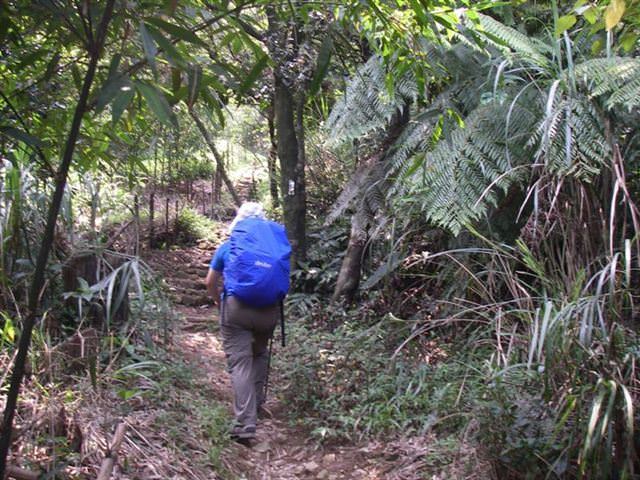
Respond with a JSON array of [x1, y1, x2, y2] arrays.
[[205, 202, 291, 442]]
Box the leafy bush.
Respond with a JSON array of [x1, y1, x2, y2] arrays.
[[174, 207, 220, 244]]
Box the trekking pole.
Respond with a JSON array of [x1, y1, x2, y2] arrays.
[[263, 301, 283, 403], [280, 300, 285, 347]]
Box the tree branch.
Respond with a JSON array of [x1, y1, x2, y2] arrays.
[[0, 90, 55, 176], [189, 108, 242, 207]]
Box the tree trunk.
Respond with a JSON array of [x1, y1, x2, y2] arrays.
[[331, 106, 410, 303], [189, 109, 241, 207], [148, 190, 155, 249], [274, 76, 306, 262], [213, 164, 222, 206], [0, 1, 116, 475], [332, 203, 368, 303], [267, 5, 307, 263], [164, 196, 169, 234], [133, 194, 139, 256], [267, 100, 279, 209]]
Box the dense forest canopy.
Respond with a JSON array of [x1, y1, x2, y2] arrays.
[[1, 0, 639, 478]]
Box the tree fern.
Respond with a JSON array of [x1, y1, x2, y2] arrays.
[[576, 57, 640, 111], [476, 13, 552, 67], [529, 93, 609, 179], [324, 155, 382, 225], [325, 55, 417, 144], [325, 14, 638, 237], [408, 100, 535, 234]]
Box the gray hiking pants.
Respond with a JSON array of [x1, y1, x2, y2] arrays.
[[220, 296, 279, 429]]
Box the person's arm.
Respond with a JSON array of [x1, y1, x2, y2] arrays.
[[206, 241, 228, 306], [205, 268, 223, 305]]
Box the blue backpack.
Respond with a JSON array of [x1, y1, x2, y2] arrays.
[[224, 218, 291, 307]]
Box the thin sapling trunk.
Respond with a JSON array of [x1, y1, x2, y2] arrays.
[[0, 1, 116, 474]]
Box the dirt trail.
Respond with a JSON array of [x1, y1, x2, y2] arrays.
[[145, 243, 434, 480]]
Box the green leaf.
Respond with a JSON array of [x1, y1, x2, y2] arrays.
[[591, 38, 604, 55], [145, 17, 207, 47], [555, 15, 577, 37], [0, 126, 43, 148], [107, 54, 122, 79], [146, 23, 186, 68], [136, 82, 177, 127], [239, 31, 266, 58], [309, 33, 333, 96], [231, 36, 243, 55], [117, 389, 138, 401], [582, 6, 598, 24], [187, 63, 202, 108], [71, 64, 82, 92], [96, 75, 131, 113], [1, 312, 15, 344], [605, 0, 625, 31], [408, 0, 429, 26], [238, 54, 269, 97], [620, 32, 638, 52], [112, 87, 135, 125], [139, 21, 158, 74]]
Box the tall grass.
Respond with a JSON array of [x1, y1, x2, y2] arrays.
[[399, 172, 640, 477]]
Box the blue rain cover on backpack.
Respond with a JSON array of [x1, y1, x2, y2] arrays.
[[224, 218, 291, 307]]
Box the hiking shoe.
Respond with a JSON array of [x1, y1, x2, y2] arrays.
[[230, 424, 256, 440]]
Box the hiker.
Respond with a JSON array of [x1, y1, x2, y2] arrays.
[[205, 202, 291, 441]]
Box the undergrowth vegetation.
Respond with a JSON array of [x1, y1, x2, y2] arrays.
[[280, 215, 639, 478], [174, 207, 221, 244]]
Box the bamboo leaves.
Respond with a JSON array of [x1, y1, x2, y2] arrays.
[[136, 82, 177, 128], [308, 33, 334, 97], [238, 54, 269, 97], [0, 126, 44, 149], [145, 17, 207, 48], [139, 22, 158, 74], [111, 88, 135, 125]]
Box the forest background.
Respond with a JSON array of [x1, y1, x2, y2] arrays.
[[0, 0, 639, 478]]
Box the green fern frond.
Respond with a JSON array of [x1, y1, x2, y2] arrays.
[[528, 89, 609, 179], [409, 101, 535, 234], [577, 57, 640, 111], [325, 55, 418, 145], [477, 13, 552, 67]]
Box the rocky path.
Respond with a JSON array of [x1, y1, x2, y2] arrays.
[[144, 243, 448, 480]]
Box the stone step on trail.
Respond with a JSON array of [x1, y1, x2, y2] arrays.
[[170, 278, 206, 291]]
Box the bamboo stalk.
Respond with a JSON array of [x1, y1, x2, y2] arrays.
[[0, 2, 117, 474], [96, 423, 127, 480]]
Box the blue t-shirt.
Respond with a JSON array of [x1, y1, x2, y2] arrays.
[[210, 241, 230, 272]]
